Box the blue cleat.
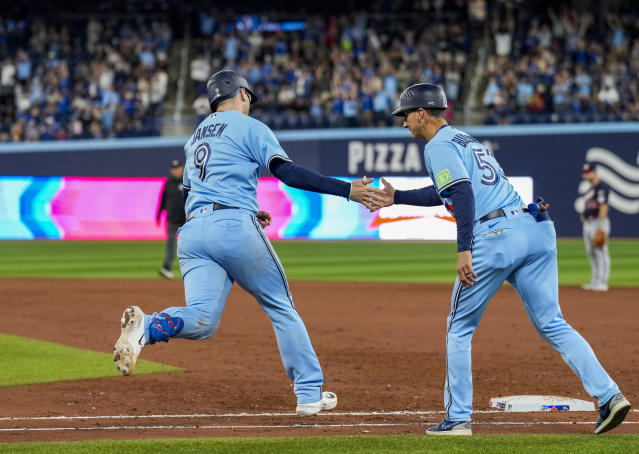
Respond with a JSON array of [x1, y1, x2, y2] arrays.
[[426, 418, 472, 436], [595, 393, 631, 434]]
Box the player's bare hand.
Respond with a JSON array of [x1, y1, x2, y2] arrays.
[[457, 250, 477, 288], [366, 177, 396, 210], [257, 210, 272, 228], [349, 176, 387, 211], [538, 203, 550, 212]]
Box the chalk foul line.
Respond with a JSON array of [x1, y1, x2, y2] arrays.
[[5, 409, 636, 422], [2, 421, 639, 433]]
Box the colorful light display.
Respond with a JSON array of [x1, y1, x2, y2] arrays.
[[0, 176, 532, 240]]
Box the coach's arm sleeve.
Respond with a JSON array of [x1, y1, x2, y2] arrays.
[[395, 186, 443, 206], [269, 158, 351, 198], [447, 181, 475, 252]]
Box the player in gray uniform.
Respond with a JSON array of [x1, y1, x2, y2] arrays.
[[113, 70, 383, 416], [580, 163, 611, 292]]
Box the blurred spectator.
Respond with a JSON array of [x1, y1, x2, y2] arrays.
[[1, 13, 171, 141], [482, 3, 639, 124], [191, 54, 211, 95]]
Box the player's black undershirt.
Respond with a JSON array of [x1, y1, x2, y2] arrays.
[[447, 182, 475, 253], [394, 186, 441, 206]]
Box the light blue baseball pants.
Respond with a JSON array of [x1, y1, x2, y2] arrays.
[[145, 207, 324, 404], [444, 207, 620, 421]]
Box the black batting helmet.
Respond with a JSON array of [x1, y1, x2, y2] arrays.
[[206, 69, 258, 112], [392, 83, 447, 116]]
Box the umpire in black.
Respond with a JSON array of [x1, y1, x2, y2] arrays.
[[157, 159, 187, 279]]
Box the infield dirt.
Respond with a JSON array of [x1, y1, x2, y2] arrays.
[[1, 279, 637, 442]]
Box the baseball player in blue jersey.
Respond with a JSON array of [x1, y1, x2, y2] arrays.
[[373, 83, 630, 435], [113, 70, 382, 416]]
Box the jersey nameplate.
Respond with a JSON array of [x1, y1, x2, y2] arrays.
[[191, 123, 228, 145]]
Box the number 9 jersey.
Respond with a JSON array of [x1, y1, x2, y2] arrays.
[[424, 125, 522, 219], [182, 110, 290, 217]]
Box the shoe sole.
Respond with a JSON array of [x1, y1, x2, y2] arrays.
[[113, 307, 143, 376], [595, 399, 631, 434]]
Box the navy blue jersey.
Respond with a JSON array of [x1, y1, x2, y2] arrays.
[[583, 182, 609, 219]]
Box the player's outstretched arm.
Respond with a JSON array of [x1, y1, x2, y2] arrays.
[[369, 177, 444, 211], [269, 159, 384, 211]]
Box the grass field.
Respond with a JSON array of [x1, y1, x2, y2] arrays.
[[0, 239, 637, 286], [0, 333, 180, 387], [2, 434, 639, 454]]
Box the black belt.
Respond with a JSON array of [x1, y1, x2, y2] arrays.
[[479, 208, 505, 223], [479, 206, 530, 223], [213, 203, 237, 210]]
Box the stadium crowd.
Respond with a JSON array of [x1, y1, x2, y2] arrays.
[[0, 14, 171, 141], [481, 3, 639, 124], [190, 3, 472, 129], [2, 1, 638, 141]]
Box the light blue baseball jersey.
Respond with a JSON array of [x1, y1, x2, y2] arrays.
[[424, 125, 522, 219], [182, 110, 289, 215]]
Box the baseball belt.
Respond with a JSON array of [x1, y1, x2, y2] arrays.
[[479, 206, 530, 223], [186, 203, 238, 221]]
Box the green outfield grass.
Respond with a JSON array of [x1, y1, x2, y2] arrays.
[[2, 434, 639, 453], [0, 239, 637, 286], [0, 333, 181, 387]]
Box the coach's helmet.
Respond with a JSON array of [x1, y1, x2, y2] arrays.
[[392, 83, 447, 116], [206, 69, 258, 112]]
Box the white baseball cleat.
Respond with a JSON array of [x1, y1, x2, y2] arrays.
[[113, 306, 146, 376], [581, 282, 596, 291], [592, 283, 609, 292], [296, 391, 338, 416], [158, 267, 174, 279]]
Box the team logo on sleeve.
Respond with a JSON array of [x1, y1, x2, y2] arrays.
[[436, 169, 452, 186]]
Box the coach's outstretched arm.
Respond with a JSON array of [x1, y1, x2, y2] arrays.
[[269, 158, 383, 211], [376, 177, 444, 207]]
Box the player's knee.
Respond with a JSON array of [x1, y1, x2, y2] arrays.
[[194, 316, 221, 339], [446, 326, 474, 349], [186, 307, 222, 339], [536, 315, 571, 341]]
